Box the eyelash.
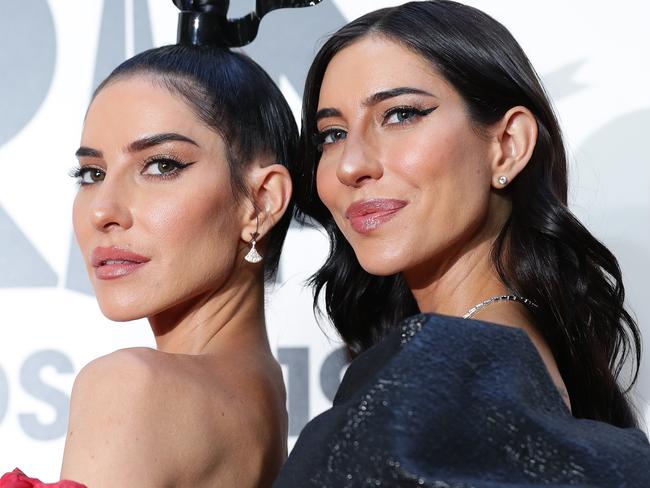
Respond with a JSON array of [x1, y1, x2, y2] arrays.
[[313, 104, 437, 150], [381, 105, 436, 125], [312, 128, 346, 150], [69, 165, 103, 186], [70, 155, 195, 186], [141, 154, 195, 180]]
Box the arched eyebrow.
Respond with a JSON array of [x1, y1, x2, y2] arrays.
[[315, 87, 436, 123], [315, 108, 342, 123], [75, 133, 199, 159], [75, 146, 102, 158], [362, 87, 436, 107], [126, 132, 199, 153]]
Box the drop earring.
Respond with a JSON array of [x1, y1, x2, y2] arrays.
[[244, 216, 263, 264]]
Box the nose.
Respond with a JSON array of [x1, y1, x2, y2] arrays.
[[335, 131, 383, 187], [89, 178, 134, 232]]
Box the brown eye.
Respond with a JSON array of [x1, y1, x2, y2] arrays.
[[143, 158, 183, 176], [157, 161, 174, 174], [77, 167, 105, 185]]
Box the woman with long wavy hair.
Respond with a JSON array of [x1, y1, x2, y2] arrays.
[[275, 1, 650, 486], [0, 1, 322, 486]]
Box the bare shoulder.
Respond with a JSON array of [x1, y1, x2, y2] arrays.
[[72, 347, 160, 387], [61, 348, 197, 486], [61, 348, 287, 486], [66, 347, 171, 420], [205, 350, 288, 485]]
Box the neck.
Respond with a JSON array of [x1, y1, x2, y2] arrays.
[[404, 197, 570, 409], [406, 195, 509, 316], [408, 237, 506, 317], [148, 265, 268, 355]]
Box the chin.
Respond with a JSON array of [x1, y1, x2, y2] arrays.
[[95, 294, 150, 322], [350, 240, 412, 277], [356, 255, 406, 277], [98, 306, 145, 323]]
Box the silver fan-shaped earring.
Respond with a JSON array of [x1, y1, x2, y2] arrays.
[[244, 217, 263, 263], [497, 175, 509, 186]]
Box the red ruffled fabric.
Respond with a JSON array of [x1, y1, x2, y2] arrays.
[[0, 469, 86, 488]]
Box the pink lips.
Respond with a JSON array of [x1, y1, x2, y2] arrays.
[[345, 198, 408, 234], [91, 247, 150, 280]]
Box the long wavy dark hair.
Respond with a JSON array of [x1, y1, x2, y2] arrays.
[[95, 44, 298, 281], [296, 0, 642, 428]]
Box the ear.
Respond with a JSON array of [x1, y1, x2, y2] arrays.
[[240, 160, 293, 244], [489, 106, 538, 189]]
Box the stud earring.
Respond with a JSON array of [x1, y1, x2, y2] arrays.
[[244, 216, 263, 263], [497, 175, 508, 186]]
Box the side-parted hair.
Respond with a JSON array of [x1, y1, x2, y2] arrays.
[[296, 0, 641, 428], [96, 44, 299, 281]]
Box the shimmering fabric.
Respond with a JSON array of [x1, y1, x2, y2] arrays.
[[275, 314, 650, 487]]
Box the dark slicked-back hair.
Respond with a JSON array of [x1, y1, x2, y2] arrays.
[[97, 44, 298, 280]]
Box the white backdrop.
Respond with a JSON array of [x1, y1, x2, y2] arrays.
[[0, 0, 649, 480]]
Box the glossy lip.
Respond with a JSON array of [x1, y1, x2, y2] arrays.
[[91, 246, 151, 280], [345, 198, 408, 235]]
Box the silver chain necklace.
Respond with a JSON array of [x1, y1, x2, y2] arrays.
[[462, 294, 537, 319]]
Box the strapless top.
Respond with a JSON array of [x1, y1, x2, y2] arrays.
[[275, 313, 650, 487], [0, 469, 86, 488]]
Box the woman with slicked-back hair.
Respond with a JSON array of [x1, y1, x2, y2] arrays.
[[275, 1, 650, 486], [0, 1, 322, 487]]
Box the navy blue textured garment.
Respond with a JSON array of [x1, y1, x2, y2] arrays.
[[274, 314, 650, 487]]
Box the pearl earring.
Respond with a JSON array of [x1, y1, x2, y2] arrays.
[[497, 175, 508, 186]]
